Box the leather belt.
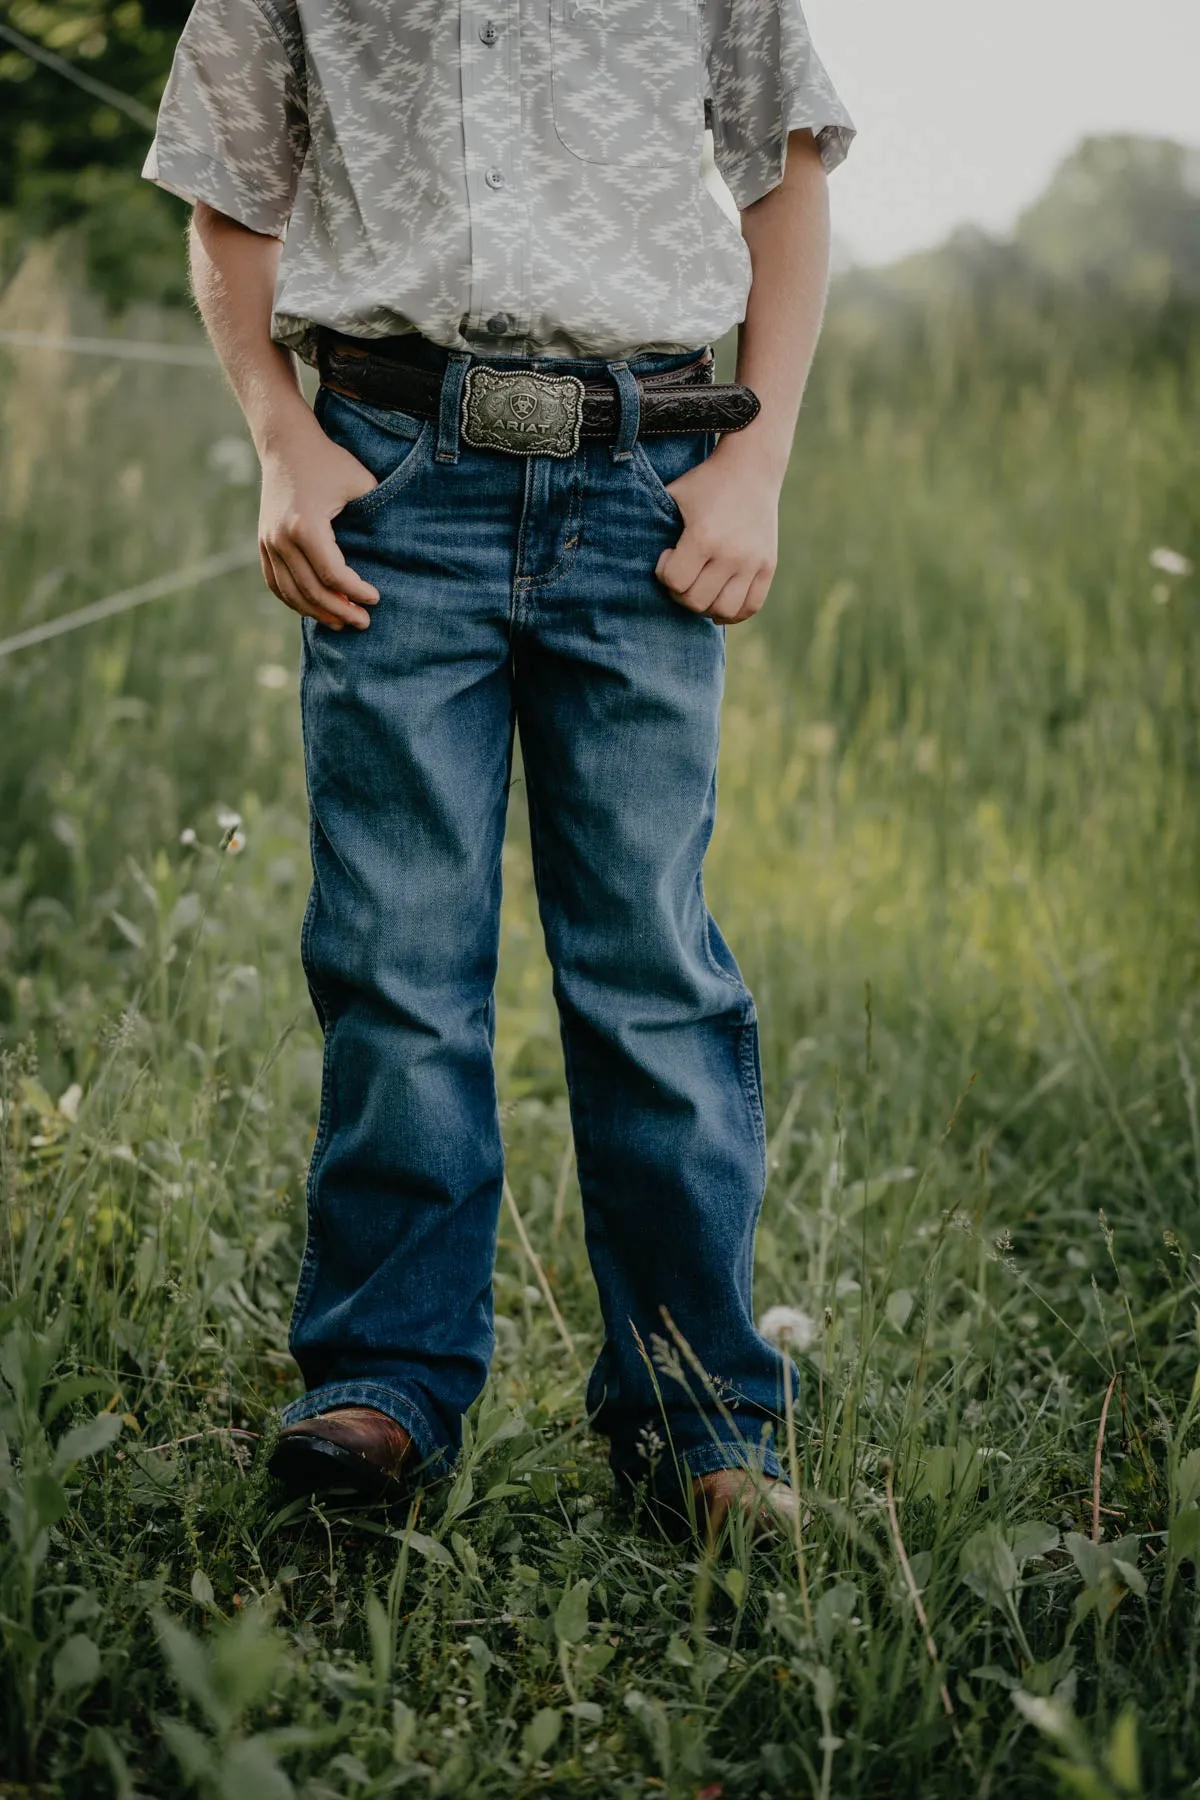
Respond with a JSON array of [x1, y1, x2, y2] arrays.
[[314, 326, 760, 456]]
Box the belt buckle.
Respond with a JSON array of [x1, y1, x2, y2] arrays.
[[461, 365, 585, 458]]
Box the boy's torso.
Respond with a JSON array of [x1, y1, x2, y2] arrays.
[[143, 0, 855, 365]]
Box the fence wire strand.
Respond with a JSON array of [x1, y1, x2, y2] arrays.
[[0, 545, 260, 662], [0, 328, 214, 367], [0, 328, 215, 366]]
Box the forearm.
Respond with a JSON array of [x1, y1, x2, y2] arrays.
[[187, 201, 382, 631], [187, 203, 313, 457], [653, 130, 831, 622], [719, 129, 832, 483]]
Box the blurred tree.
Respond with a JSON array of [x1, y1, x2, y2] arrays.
[[0, 1, 192, 307], [1015, 135, 1200, 302], [820, 135, 1200, 413]]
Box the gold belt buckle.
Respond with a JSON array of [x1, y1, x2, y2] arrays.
[[460, 365, 585, 458]]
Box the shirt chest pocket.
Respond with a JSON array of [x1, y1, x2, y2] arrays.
[[549, 0, 702, 166]]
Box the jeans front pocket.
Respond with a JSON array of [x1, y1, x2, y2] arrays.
[[550, 0, 702, 166], [632, 428, 715, 527], [314, 384, 432, 521]]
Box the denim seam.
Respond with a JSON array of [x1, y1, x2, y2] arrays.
[[696, 870, 753, 1002], [289, 834, 336, 1342], [511, 459, 585, 615], [522, 767, 597, 1228], [737, 1019, 769, 1195], [288, 681, 337, 1342], [521, 458, 586, 593], [278, 1379, 444, 1467]]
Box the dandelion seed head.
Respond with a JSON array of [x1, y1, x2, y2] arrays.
[[758, 1305, 817, 1351]]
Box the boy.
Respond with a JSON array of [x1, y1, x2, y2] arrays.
[[143, 0, 853, 1535]]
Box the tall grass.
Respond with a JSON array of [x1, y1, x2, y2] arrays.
[[0, 237, 1198, 1797]]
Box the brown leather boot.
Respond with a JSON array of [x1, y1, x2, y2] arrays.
[[691, 1467, 800, 1544], [267, 1406, 415, 1502]]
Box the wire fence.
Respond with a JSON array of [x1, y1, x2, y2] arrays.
[[0, 329, 214, 367], [0, 546, 260, 662]]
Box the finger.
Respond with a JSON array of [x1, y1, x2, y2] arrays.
[[655, 533, 708, 598], [265, 545, 345, 630], [672, 558, 738, 617], [275, 539, 372, 628], [728, 566, 773, 624], [306, 520, 380, 606], [707, 570, 755, 624]]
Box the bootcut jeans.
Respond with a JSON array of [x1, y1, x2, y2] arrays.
[[281, 332, 799, 1497]]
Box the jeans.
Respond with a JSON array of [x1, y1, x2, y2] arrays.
[[281, 332, 798, 1496]]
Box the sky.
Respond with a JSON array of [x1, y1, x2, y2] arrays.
[[796, 0, 1200, 268]]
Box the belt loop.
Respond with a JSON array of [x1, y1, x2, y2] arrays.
[[436, 351, 472, 463], [605, 360, 640, 463]]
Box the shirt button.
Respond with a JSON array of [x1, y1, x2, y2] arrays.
[[479, 19, 498, 44], [486, 313, 512, 335], [485, 166, 507, 190]]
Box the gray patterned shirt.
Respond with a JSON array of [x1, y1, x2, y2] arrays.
[[141, 0, 855, 365]]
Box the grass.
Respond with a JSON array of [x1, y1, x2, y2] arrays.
[[0, 233, 1199, 1798]]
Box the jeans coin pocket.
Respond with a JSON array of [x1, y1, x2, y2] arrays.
[[314, 384, 430, 521]]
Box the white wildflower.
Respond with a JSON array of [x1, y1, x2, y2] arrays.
[[1149, 546, 1193, 578], [216, 806, 242, 831], [58, 1083, 83, 1122], [179, 827, 197, 846], [256, 663, 291, 691], [225, 827, 247, 856], [758, 1305, 817, 1351]]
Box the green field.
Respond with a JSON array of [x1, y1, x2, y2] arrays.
[[2, 189, 1199, 1797]]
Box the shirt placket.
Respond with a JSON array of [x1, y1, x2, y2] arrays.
[[460, 0, 530, 345]]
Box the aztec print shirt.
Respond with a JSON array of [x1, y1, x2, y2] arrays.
[[142, 0, 856, 365]]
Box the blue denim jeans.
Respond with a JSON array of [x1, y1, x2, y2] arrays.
[[281, 334, 798, 1497]]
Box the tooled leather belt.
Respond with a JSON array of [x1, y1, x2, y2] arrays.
[[314, 326, 760, 458]]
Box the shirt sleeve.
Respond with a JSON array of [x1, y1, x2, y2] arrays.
[[141, 0, 308, 239], [702, 0, 856, 211]]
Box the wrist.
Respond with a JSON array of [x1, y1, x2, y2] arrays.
[[253, 386, 321, 462], [710, 421, 792, 489]]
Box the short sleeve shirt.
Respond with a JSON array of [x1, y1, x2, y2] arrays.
[[142, 0, 855, 364]]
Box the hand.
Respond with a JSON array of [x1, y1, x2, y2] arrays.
[[258, 413, 383, 630], [654, 435, 783, 624]]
